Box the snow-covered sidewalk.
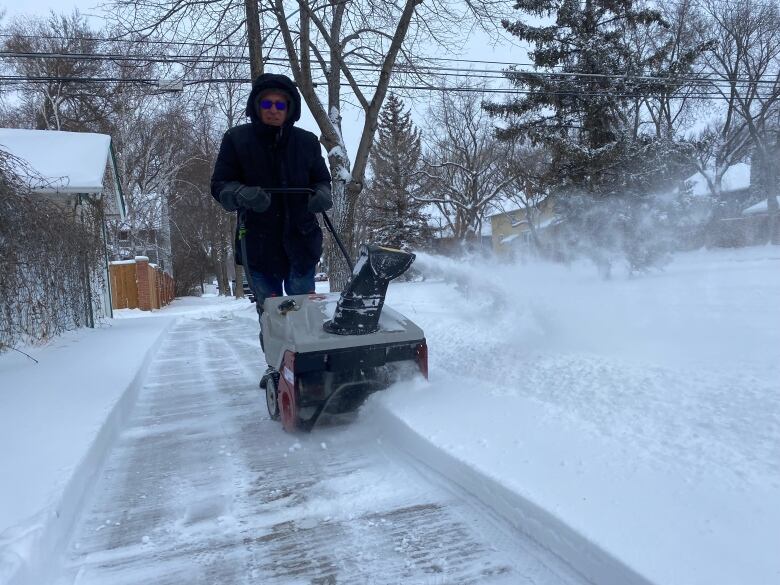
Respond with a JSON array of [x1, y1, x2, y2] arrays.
[[51, 314, 578, 585], [0, 296, 251, 585]]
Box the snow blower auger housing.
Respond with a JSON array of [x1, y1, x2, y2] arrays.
[[260, 244, 427, 432]]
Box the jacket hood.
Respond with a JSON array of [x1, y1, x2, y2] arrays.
[[246, 73, 301, 127]]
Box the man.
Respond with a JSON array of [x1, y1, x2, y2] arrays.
[[211, 73, 332, 323]]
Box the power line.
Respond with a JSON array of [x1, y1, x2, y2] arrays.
[[0, 31, 540, 68], [0, 74, 769, 101], [662, 0, 780, 13], [0, 0, 777, 60], [2, 49, 777, 89]]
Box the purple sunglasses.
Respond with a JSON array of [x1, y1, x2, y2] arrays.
[[259, 99, 288, 111]]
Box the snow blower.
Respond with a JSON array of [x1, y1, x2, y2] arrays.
[[239, 188, 428, 432]]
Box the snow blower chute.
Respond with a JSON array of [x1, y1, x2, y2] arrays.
[[241, 189, 428, 432]]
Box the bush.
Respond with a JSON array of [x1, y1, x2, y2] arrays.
[[0, 150, 107, 350]]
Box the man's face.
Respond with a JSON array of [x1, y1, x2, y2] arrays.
[[259, 91, 289, 127]]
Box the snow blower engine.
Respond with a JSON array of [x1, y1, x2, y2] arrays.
[[247, 192, 427, 432]]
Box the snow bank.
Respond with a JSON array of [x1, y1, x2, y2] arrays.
[[371, 390, 655, 585], [0, 318, 173, 585], [378, 246, 780, 585]]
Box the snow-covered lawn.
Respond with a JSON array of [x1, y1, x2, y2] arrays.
[[378, 245, 780, 585]]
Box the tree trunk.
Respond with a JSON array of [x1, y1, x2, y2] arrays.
[[767, 169, 779, 245], [754, 147, 779, 245], [244, 0, 264, 80], [767, 201, 778, 245], [217, 248, 230, 296], [233, 1, 265, 298], [324, 150, 360, 293]]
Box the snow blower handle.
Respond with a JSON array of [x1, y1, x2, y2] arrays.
[[263, 187, 354, 273], [237, 209, 261, 302]]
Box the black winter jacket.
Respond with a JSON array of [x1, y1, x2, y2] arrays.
[[210, 73, 331, 276]]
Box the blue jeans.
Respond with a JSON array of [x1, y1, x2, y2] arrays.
[[248, 267, 316, 315]]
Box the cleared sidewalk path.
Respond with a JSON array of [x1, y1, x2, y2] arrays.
[[51, 315, 585, 585]]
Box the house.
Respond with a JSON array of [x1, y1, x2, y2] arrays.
[[0, 128, 127, 320], [489, 197, 559, 259], [682, 162, 768, 247], [424, 208, 492, 256], [741, 195, 780, 245], [685, 162, 753, 214]]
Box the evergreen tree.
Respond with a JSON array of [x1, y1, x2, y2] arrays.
[[485, 0, 677, 196], [485, 0, 711, 274], [362, 95, 432, 250]]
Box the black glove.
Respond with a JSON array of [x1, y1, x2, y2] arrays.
[[219, 182, 271, 213], [218, 182, 242, 212], [236, 185, 271, 213], [308, 183, 333, 213]]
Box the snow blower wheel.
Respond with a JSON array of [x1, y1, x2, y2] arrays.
[[279, 380, 299, 432], [265, 373, 280, 421]]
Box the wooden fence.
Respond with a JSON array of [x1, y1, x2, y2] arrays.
[[109, 256, 175, 311]]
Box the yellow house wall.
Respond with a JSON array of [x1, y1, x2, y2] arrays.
[[490, 200, 557, 256]]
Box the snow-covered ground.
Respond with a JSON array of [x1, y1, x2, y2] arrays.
[[0, 298, 251, 585], [379, 245, 780, 585], [1, 246, 777, 585], [47, 314, 584, 585]]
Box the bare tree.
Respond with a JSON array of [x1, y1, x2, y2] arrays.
[[168, 106, 236, 295], [499, 143, 555, 255], [109, 0, 508, 287], [632, 0, 712, 141], [109, 99, 194, 271], [697, 0, 780, 242], [194, 37, 254, 296], [416, 88, 515, 242], [705, 0, 780, 241], [1, 11, 118, 131], [268, 0, 443, 286]]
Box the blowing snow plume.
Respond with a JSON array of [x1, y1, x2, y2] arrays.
[[551, 190, 708, 278], [404, 248, 770, 370]]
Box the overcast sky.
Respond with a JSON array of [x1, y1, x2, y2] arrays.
[[1, 0, 528, 157]]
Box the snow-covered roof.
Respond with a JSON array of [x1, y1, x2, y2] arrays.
[[488, 207, 524, 219], [743, 196, 779, 216], [490, 209, 558, 231], [0, 129, 126, 218], [0, 128, 113, 193], [687, 163, 751, 197]]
